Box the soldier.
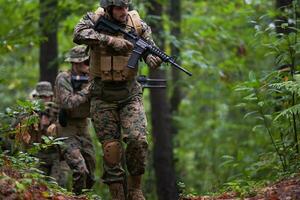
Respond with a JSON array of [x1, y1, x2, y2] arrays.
[[15, 81, 69, 187], [73, 1, 162, 199], [55, 45, 95, 194]]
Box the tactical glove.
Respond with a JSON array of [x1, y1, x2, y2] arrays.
[[146, 54, 162, 69], [107, 36, 134, 52]]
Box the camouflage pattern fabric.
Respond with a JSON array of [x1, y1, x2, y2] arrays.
[[73, 8, 155, 46], [13, 99, 69, 188], [55, 71, 89, 110], [90, 90, 148, 183], [65, 45, 89, 63], [36, 149, 70, 188], [55, 71, 95, 194], [73, 7, 152, 186], [36, 81, 54, 97]]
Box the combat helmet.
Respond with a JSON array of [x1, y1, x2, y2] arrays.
[[65, 45, 89, 63], [100, 0, 131, 8], [36, 81, 54, 97]]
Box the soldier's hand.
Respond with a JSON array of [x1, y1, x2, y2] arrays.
[[146, 54, 162, 69], [47, 123, 57, 137], [107, 36, 134, 52]]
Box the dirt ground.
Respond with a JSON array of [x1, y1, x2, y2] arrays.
[[181, 175, 300, 200]]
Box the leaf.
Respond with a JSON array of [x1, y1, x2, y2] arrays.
[[15, 181, 26, 191], [274, 104, 300, 121], [244, 111, 259, 119], [252, 125, 264, 132]]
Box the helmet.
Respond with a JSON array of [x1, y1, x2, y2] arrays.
[[100, 0, 131, 8], [65, 45, 89, 63], [35, 81, 53, 97]]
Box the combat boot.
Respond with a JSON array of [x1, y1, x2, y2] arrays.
[[109, 182, 126, 200], [127, 175, 145, 200]]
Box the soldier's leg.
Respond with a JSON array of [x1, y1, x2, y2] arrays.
[[50, 159, 70, 188], [63, 137, 89, 194], [36, 151, 54, 176], [91, 98, 126, 199], [80, 131, 96, 189], [120, 95, 148, 200]]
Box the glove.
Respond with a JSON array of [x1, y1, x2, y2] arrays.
[[107, 36, 134, 52], [146, 54, 162, 69]]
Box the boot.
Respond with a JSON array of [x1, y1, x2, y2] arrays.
[[127, 175, 145, 200], [109, 182, 126, 200]]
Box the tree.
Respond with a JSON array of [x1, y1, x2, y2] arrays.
[[39, 0, 59, 85], [147, 1, 179, 199], [169, 0, 183, 135]]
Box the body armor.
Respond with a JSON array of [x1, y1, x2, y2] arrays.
[[90, 8, 142, 81]]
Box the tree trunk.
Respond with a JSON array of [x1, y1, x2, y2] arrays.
[[147, 1, 179, 200], [39, 0, 59, 86], [169, 0, 183, 133], [275, 0, 293, 35]]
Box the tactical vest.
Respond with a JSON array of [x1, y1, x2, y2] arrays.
[[90, 7, 143, 81]]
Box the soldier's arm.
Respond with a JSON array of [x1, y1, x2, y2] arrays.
[[56, 73, 89, 110], [73, 12, 111, 46], [140, 20, 156, 46]]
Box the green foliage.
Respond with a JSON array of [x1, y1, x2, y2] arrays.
[[1, 0, 300, 199]]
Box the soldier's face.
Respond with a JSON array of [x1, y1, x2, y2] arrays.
[[73, 61, 89, 75], [112, 6, 128, 23], [39, 95, 52, 102]]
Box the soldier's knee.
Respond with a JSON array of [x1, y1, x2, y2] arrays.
[[64, 148, 88, 174], [103, 140, 123, 167]]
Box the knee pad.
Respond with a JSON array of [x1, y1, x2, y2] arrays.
[[103, 140, 123, 167]]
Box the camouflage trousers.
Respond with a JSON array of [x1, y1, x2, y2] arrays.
[[91, 94, 148, 184], [37, 148, 70, 188], [57, 119, 96, 194]]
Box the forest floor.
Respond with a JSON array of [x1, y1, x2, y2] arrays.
[[1, 155, 300, 200], [181, 174, 300, 200], [0, 156, 88, 200]]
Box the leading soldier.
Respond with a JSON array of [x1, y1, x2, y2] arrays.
[[55, 45, 96, 194], [73, 1, 162, 199]]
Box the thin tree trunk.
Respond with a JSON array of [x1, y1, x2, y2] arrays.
[[170, 0, 183, 133], [147, 1, 179, 200], [275, 0, 293, 35], [39, 0, 59, 86]]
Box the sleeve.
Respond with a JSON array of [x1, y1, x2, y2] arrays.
[[73, 12, 111, 46], [140, 20, 156, 46], [55, 73, 88, 110]]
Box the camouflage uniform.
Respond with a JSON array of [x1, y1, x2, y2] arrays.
[[55, 46, 95, 194], [73, 2, 159, 199], [16, 82, 70, 188]]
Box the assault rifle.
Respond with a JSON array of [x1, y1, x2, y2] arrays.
[[137, 75, 166, 89], [71, 75, 166, 89], [94, 17, 192, 76], [71, 75, 89, 91]]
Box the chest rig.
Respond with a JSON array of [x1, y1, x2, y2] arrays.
[[90, 7, 143, 81]]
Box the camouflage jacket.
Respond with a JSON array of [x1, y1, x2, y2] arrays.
[[73, 8, 155, 47], [55, 71, 90, 119], [14, 100, 59, 147]]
